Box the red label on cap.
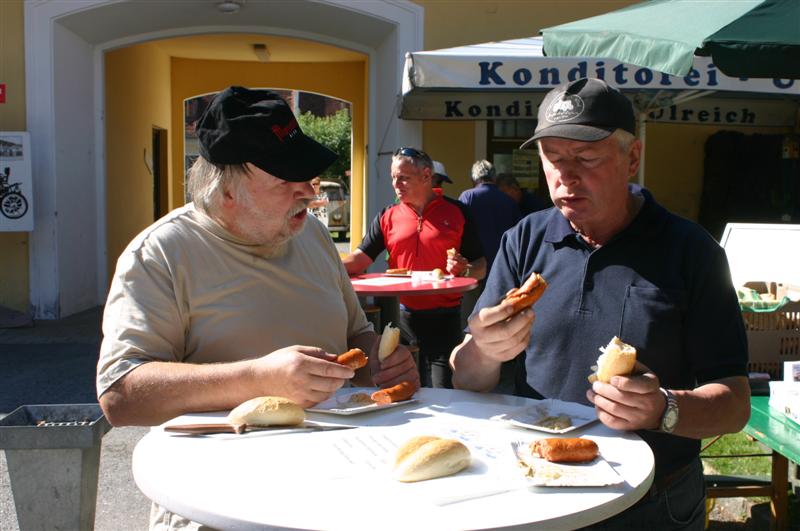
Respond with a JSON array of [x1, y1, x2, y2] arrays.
[[0, 84, 5, 104], [271, 117, 299, 142]]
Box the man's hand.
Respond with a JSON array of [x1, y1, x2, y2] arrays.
[[586, 361, 664, 431], [446, 250, 469, 277], [468, 299, 535, 363], [250, 345, 355, 408], [370, 342, 421, 392]]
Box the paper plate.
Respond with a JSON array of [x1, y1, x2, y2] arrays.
[[510, 440, 623, 487], [492, 399, 597, 434]]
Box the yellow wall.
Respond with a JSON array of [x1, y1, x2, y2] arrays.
[[169, 57, 367, 241], [0, 0, 29, 312], [104, 43, 172, 276]]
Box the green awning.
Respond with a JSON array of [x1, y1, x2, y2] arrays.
[[541, 0, 800, 79]]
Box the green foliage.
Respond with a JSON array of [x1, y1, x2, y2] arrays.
[[701, 432, 771, 477], [297, 109, 352, 182]]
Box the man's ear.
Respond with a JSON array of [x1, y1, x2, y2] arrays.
[[627, 139, 643, 178]]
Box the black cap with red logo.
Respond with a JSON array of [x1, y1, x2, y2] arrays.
[[196, 86, 338, 182]]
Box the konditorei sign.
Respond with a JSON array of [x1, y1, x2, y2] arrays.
[[401, 37, 800, 121]]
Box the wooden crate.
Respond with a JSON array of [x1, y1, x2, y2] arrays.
[[743, 300, 800, 379]]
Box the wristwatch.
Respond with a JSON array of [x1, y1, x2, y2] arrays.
[[461, 264, 471, 278], [659, 388, 679, 433]]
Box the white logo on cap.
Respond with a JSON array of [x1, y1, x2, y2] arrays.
[[545, 91, 584, 123]]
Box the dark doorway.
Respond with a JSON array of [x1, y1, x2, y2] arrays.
[[152, 127, 168, 221], [699, 132, 800, 240]]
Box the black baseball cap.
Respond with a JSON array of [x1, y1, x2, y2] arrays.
[[521, 78, 635, 148], [196, 86, 338, 182]]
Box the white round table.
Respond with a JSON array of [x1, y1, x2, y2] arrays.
[[133, 388, 654, 530]]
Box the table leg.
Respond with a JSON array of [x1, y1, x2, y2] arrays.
[[771, 452, 788, 531]]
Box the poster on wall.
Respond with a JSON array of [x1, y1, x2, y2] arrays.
[[0, 131, 34, 231]]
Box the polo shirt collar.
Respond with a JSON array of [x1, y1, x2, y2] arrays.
[[543, 185, 667, 245]]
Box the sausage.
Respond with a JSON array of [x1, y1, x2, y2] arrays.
[[529, 438, 599, 463], [336, 348, 368, 370], [370, 381, 416, 404], [503, 272, 547, 315]]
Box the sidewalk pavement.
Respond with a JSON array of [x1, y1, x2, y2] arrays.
[[0, 306, 150, 530]]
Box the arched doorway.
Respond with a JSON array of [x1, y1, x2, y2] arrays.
[[25, 0, 422, 318]]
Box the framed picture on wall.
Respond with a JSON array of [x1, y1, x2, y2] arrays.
[[0, 131, 33, 231]]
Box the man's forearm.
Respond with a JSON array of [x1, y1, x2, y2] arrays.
[[450, 336, 502, 392], [669, 376, 751, 439], [99, 360, 258, 426]]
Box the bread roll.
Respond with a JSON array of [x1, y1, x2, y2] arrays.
[[393, 435, 440, 466], [226, 396, 305, 427], [432, 268, 446, 280], [588, 336, 637, 383], [393, 436, 471, 482], [378, 322, 400, 361]]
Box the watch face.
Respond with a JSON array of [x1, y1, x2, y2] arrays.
[[664, 409, 679, 431]]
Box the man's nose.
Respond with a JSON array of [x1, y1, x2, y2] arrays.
[[556, 161, 580, 186], [297, 180, 316, 198]]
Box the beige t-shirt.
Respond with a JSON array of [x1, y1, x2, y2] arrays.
[[97, 203, 372, 396]]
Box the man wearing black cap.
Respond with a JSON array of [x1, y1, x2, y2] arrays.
[[451, 78, 749, 528], [97, 87, 419, 430]]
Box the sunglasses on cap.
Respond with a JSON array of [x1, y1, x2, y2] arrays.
[[394, 147, 432, 161]]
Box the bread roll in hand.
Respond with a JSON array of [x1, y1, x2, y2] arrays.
[[393, 435, 471, 482], [378, 322, 401, 361], [588, 336, 637, 383], [226, 396, 305, 428]]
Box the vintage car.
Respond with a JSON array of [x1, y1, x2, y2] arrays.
[[310, 178, 350, 240]]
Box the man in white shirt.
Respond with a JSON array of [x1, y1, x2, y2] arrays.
[[97, 87, 419, 428]]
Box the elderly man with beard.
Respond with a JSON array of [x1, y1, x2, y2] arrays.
[[97, 87, 419, 431]]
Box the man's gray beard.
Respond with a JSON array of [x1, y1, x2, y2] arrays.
[[243, 198, 311, 254]]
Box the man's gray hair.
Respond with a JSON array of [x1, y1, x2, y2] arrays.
[[611, 129, 637, 152], [392, 148, 433, 172], [471, 159, 496, 184], [186, 156, 251, 214]]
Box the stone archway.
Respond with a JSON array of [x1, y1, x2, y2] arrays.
[[25, 0, 422, 318]]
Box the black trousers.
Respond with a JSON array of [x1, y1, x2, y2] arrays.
[[398, 306, 463, 388]]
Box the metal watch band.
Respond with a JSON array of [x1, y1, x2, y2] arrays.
[[659, 387, 679, 433]]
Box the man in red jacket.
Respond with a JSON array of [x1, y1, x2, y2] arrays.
[[343, 147, 486, 387]]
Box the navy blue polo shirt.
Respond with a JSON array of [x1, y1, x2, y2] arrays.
[[473, 187, 748, 478], [458, 183, 520, 273]]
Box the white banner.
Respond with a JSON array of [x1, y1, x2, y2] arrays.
[[0, 131, 34, 231], [401, 92, 797, 126], [404, 38, 800, 96]]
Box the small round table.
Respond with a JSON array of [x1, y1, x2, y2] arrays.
[[133, 388, 655, 530], [349, 272, 478, 297]]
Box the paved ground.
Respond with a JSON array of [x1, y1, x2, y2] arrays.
[[0, 307, 150, 530], [0, 306, 788, 530]]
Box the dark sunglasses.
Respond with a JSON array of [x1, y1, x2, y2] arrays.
[[394, 147, 431, 162]]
